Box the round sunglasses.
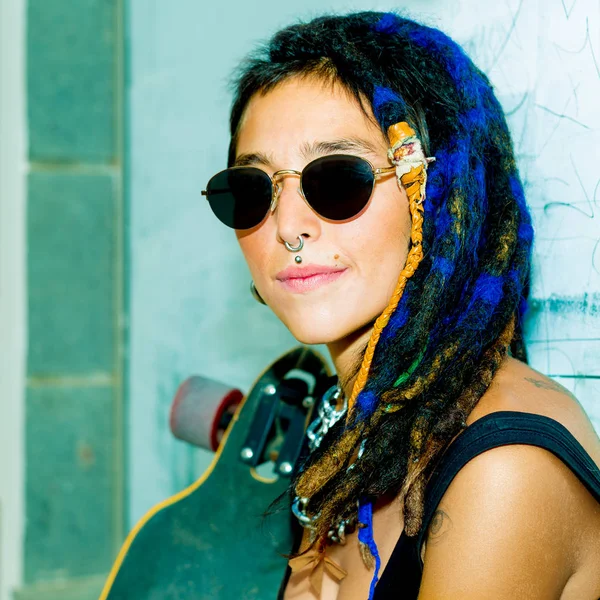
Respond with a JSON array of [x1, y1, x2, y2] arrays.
[[201, 154, 397, 230]]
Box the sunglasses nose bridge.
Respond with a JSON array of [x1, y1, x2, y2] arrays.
[[269, 180, 281, 213], [269, 169, 302, 214]]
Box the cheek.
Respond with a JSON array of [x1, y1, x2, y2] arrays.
[[351, 183, 412, 274], [236, 230, 270, 278]]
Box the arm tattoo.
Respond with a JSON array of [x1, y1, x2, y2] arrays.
[[524, 376, 578, 401], [426, 508, 452, 545]]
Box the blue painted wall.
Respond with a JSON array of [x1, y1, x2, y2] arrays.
[[20, 1, 125, 598]]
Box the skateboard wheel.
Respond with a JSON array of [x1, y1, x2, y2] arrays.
[[169, 376, 244, 451]]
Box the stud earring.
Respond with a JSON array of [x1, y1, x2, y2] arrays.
[[250, 281, 267, 305]]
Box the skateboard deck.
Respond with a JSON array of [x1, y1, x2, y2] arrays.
[[99, 346, 331, 600]]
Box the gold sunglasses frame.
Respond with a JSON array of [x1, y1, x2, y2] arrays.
[[201, 154, 397, 226]]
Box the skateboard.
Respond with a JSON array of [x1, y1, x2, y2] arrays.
[[99, 345, 332, 600]]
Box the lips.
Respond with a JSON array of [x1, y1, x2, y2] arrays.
[[276, 264, 347, 281], [276, 264, 348, 293]]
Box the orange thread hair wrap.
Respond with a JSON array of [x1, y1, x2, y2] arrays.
[[346, 122, 435, 419]]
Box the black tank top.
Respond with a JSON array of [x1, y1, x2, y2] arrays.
[[373, 410, 600, 599]]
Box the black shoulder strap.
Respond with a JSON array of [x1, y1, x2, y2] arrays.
[[416, 410, 600, 569]]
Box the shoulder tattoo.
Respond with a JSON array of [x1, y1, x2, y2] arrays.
[[524, 376, 577, 401]]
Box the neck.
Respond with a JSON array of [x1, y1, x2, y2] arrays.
[[326, 321, 374, 401]]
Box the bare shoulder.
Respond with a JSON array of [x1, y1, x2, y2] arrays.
[[468, 355, 600, 467], [418, 356, 600, 599], [468, 355, 600, 536], [419, 438, 600, 599]]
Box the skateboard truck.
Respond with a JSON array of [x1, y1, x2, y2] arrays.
[[239, 377, 313, 477]]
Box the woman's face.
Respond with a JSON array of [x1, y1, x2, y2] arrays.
[[234, 76, 411, 346]]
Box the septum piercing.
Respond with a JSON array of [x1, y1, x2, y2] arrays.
[[285, 235, 304, 263], [284, 235, 304, 252]]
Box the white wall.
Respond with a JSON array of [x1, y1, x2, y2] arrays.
[[0, 0, 27, 598], [422, 0, 600, 425], [126, 0, 600, 525]]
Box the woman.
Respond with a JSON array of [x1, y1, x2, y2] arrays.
[[202, 10, 600, 599]]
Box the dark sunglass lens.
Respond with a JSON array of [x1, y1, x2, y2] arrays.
[[205, 167, 271, 229], [302, 155, 375, 220]]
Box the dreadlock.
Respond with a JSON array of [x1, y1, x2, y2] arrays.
[[227, 10, 533, 549]]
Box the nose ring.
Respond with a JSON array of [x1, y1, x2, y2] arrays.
[[284, 236, 304, 252]]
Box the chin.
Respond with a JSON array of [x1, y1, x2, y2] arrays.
[[272, 296, 379, 346], [277, 313, 343, 345], [282, 311, 364, 346], [286, 325, 340, 346], [282, 306, 380, 350]]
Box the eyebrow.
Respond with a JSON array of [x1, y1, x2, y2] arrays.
[[233, 137, 382, 168]]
